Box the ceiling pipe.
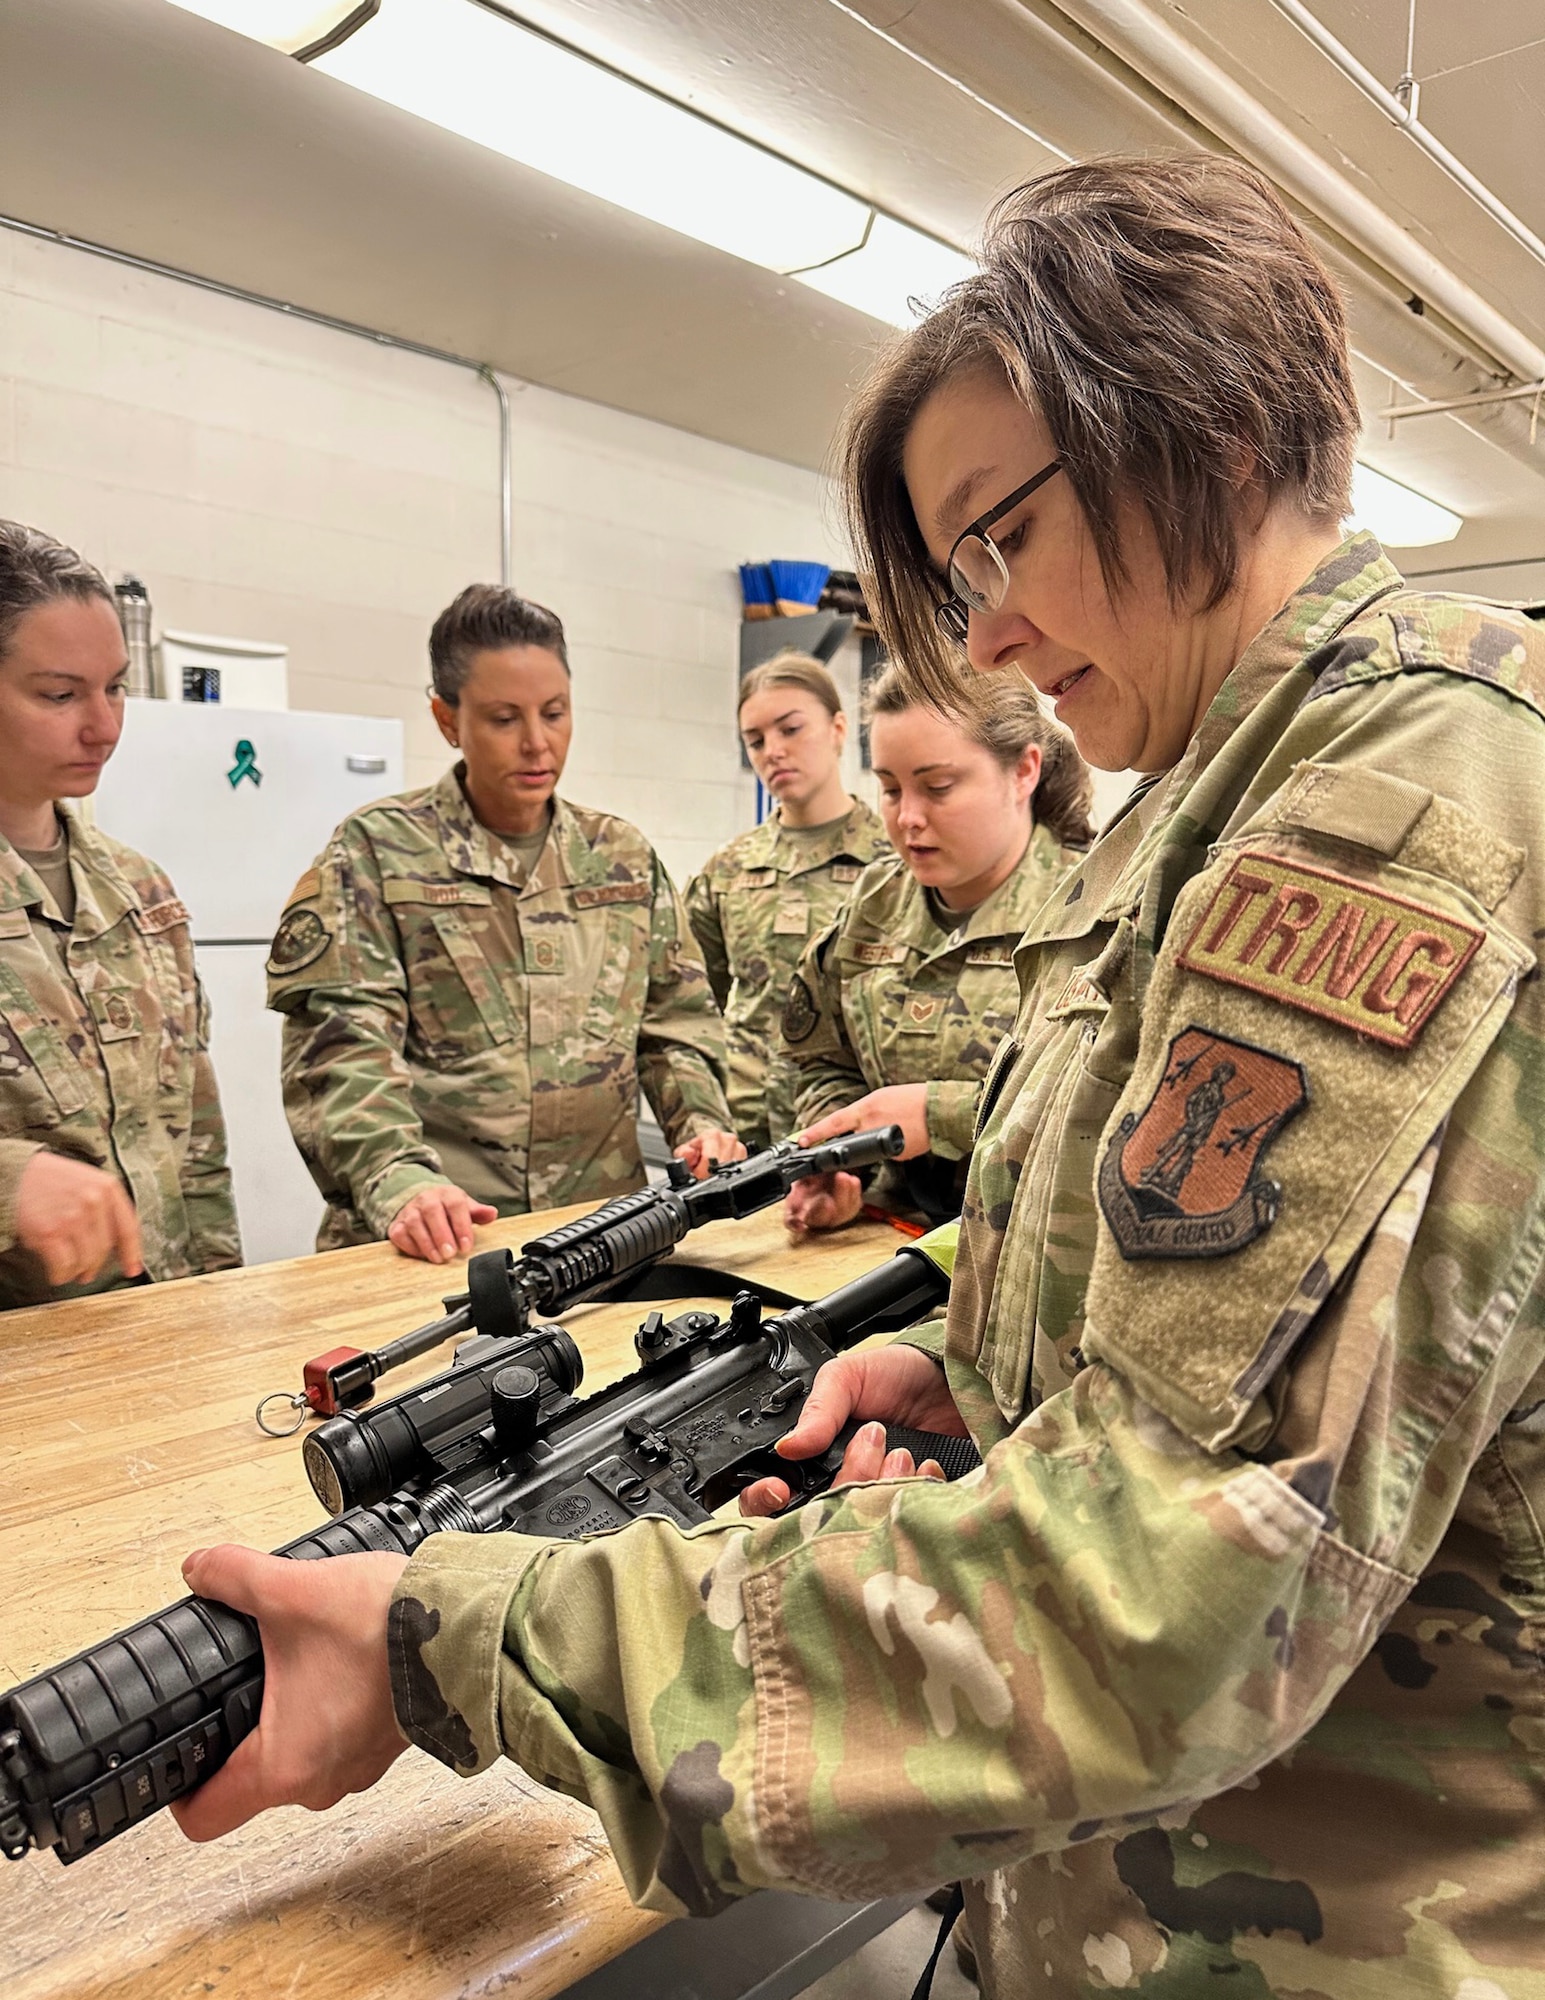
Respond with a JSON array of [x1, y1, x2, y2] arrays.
[[1040, 0, 1545, 390], [1265, 0, 1545, 274]]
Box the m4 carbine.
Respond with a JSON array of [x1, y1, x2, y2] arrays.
[[0, 1223, 975, 1868], [293, 1124, 909, 1418]]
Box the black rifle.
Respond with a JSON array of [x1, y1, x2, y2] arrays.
[[291, 1124, 908, 1418], [0, 1231, 974, 1868]]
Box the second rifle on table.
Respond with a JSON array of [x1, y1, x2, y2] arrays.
[[277, 1123, 907, 1425]]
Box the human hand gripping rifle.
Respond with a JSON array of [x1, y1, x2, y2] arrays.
[[0, 1204, 978, 1866], [272, 1124, 912, 1426]]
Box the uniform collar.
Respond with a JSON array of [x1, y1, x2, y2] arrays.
[[0, 808, 141, 936], [1024, 531, 1405, 952], [920, 820, 1070, 958], [431, 764, 568, 894], [767, 797, 885, 871]]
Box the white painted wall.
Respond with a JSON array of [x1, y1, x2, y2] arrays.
[[0, 225, 847, 887]]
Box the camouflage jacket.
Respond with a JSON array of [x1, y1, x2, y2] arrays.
[[777, 820, 1078, 1190], [268, 770, 730, 1246], [684, 801, 889, 1151], [384, 538, 1545, 1996], [0, 813, 239, 1309]]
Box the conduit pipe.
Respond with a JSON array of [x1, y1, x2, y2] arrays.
[[1265, 0, 1545, 274], [0, 211, 515, 587], [1041, 0, 1545, 388]]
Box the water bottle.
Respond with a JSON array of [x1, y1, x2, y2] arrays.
[[114, 577, 156, 699]]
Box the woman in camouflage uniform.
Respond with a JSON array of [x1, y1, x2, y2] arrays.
[[0, 522, 239, 1309], [267, 586, 737, 1264], [684, 653, 889, 1152], [174, 160, 1545, 2000], [781, 666, 1090, 1229]]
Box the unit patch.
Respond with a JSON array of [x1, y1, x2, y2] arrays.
[[267, 906, 333, 975], [782, 974, 818, 1044], [1178, 850, 1481, 1050], [1098, 1027, 1307, 1260]]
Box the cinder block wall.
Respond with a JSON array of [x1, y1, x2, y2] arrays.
[[0, 226, 847, 886]]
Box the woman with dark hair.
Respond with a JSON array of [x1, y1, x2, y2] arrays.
[[685, 651, 889, 1153], [0, 519, 239, 1307], [267, 584, 738, 1261], [780, 666, 1089, 1230], [168, 158, 1545, 1998]]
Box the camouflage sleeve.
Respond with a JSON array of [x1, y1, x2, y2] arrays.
[[267, 832, 449, 1236], [389, 1091, 1538, 1912], [682, 867, 732, 1013], [635, 855, 733, 1148], [923, 1078, 982, 1160], [783, 921, 868, 1131], [179, 976, 241, 1272], [0, 1138, 44, 1256]]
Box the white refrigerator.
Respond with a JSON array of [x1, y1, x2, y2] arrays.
[[92, 700, 405, 1266]]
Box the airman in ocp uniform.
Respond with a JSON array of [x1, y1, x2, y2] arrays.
[[780, 666, 1090, 1228], [171, 160, 1545, 2000], [0, 522, 239, 1310], [267, 587, 737, 1262], [684, 652, 889, 1151]]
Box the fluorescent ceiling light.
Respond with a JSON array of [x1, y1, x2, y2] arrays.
[[167, 1, 367, 56], [1347, 462, 1463, 547], [172, 0, 972, 327]]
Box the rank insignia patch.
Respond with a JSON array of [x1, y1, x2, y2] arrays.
[[1178, 850, 1481, 1050], [782, 974, 818, 1043], [1098, 1028, 1307, 1260]]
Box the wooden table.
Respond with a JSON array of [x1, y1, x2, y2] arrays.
[[0, 1205, 904, 1999]]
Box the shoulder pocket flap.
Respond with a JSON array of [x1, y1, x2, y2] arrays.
[[383, 878, 492, 907], [835, 938, 908, 967], [572, 881, 651, 909], [1268, 762, 1431, 856], [1083, 841, 1534, 1453], [133, 898, 191, 936]]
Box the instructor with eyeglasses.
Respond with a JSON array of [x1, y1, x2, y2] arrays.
[[162, 157, 1545, 2000]]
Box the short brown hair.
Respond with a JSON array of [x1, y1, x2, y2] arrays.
[[737, 650, 843, 719], [429, 585, 568, 703], [841, 154, 1360, 705], [0, 520, 114, 662], [865, 664, 1094, 849]]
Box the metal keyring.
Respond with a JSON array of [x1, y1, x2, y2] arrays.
[[255, 1391, 311, 1438]]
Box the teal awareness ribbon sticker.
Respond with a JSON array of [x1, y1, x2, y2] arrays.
[[227, 739, 262, 789]]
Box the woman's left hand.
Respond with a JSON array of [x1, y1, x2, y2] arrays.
[[784, 1169, 865, 1232], [673, 1127, 747, 1178]]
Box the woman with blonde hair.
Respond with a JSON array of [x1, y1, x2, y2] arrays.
[[781, 663, 1091, 1228], [684, 651, 888, 1151]]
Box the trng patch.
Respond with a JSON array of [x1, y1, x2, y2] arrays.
[[782, 973, 818, 1044], [1098, 1027, 1307, 1260], [1178, 850, 1481, 1050], [267, 905, 333, 976]]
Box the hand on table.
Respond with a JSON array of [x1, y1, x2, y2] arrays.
[[783, 1170, 865, 1232], [170, 1544, 410, 1842], [14, 1149, 142, 1287], [387, 1183, 497, 1263], [798, 1083, 931, 1159], [739, 1342, 968, 1516], [673, 1127, 747, 1179]]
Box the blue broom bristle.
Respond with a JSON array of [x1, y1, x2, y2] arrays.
[[768, 560, 831, 612]]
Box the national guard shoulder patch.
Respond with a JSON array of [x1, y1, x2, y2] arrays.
[[782, 973, 818, 1044], [1098, 1027, 1307, 1260], [1178, 850, 1481, 1050], [267, 905, 333, 976]]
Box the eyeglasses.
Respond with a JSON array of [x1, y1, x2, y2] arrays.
[[933, 459, 1063, 644]]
